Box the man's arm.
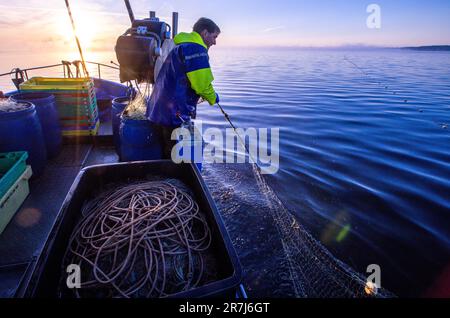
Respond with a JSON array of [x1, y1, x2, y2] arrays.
[[183, 47, 218, 105]]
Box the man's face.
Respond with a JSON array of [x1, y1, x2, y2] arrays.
[[200, 30, 220, 49]]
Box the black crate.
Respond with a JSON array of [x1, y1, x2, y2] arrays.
[[22, 160, 242, 298]]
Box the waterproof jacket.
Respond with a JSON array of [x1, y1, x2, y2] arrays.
[[147, 31, 217, 127]]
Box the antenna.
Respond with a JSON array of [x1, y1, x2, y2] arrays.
[[124, 0, 135, 23], [172, 12, 179, 38]]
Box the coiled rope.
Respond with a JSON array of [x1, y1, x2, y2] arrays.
[[63, 180, 213, 298]]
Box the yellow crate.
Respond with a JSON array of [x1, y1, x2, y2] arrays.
[[19, 77, 94, 91]]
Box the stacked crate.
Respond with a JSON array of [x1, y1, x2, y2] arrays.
[[19, 77, 99, 136], [0, 152, 32, 235]]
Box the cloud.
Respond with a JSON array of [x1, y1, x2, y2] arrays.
[[262, 25, 286, 33], [0, 21, 13, 27], [0, 2, 132, 53], [0, 3, 128, 17]]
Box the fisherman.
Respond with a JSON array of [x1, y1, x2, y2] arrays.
[[147, 17, 220, 159]]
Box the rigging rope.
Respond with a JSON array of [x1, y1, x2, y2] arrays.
[[217, 102, 261, 169], [64, 0, 89, 78], [62, 180, 213, 298]]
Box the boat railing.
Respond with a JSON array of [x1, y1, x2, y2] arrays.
[[0, 60, 120, 89]]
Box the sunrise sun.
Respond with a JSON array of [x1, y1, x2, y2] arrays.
[[56, 9, 96, 50]]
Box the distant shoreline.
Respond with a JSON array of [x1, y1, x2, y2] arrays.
[[1, 45, 450, 54], [400, 45, 450, 51]]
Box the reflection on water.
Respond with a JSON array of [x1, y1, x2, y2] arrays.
[[205, 48, 450, 297]]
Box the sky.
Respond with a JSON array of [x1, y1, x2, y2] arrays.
[[0, 0, 450, 53]]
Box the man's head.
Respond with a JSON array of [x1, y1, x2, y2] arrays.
[[193, 18, 220, 49]]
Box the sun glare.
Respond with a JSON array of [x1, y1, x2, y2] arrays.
[[56, 10, 96, 50]]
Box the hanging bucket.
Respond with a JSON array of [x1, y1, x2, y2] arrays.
[[112, 97, 129, 158], [174, 121, 204, 171]]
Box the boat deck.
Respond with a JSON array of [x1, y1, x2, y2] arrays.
[[0, 126, 119, 297]]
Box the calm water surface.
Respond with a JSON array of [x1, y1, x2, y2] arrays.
[[1, 48, 449, 297]]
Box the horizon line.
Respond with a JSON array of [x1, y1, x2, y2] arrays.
[[1, 44, 449, 54]]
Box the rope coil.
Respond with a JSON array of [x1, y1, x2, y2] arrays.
[[62, 180, 214, 298]]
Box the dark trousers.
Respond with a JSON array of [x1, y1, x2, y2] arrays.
[[153, 123, 178, 159]]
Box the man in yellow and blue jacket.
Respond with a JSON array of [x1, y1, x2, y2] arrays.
[[147, 17, 220, 158]]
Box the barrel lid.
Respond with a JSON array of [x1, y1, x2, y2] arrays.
[[10, 92, 54, 102]]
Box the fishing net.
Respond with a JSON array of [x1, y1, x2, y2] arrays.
[[121, 38, 177, 121], [203, 162, 395, 298], [122, 82, 152, 120], [251, 164, 395, 297]]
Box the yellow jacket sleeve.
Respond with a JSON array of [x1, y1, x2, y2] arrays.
[[187, 68, 217, 105]]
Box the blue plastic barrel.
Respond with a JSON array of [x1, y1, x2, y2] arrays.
[[112, 97, 129, 158], [97, 99, 112, 123], [119, 117, 162, 162], [11, 92, 62, 158], [0, 101, 47, 176]]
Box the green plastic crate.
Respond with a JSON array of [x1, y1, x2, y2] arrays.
[[0, 152, 28, 199], [0, 165, 32, 235]]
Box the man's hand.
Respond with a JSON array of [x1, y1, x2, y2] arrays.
[[197, 97, 205, 104]]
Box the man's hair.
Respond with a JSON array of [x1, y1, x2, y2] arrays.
[[193, 18, 221, 34]]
